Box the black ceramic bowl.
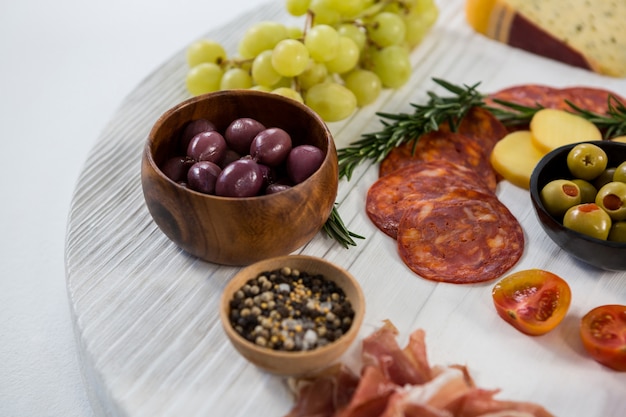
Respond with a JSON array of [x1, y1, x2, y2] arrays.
[[530, 140, 626, 270]]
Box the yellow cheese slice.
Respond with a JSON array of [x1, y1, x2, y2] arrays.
[[466, 0, 626, 77]]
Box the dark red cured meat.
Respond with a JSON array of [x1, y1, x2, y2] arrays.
[[439, 106, 509, 158], [378, 131, 497, 191], [284, 364, 360, 417], [487, 84, 626, 115], [560, 87, 626, 114], [366, 161, 493, 239], [486, 84, 561, 110], [397, 188, 524, 284]]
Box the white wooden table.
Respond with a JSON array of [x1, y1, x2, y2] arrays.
[[65, 1, 626, 416]]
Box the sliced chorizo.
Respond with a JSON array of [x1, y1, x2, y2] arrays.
[[396, 188, 524, 284], [366, 161, 493, 239], [378, 130, 497, 192]]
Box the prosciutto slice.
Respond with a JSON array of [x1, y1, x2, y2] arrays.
[[283, 322, 554, 417]]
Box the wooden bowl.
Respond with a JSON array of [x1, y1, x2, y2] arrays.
[[220, 255, 365, 376], [141, 90, 338, 265], [530, 140, 626, 270]]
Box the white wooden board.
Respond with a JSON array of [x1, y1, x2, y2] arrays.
[[65, 1, 626, 416]]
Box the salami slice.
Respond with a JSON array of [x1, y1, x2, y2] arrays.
[[378, 131, 497, 191], [366, 161, 493, 239], [560, 87, 626, 115], [487, 84, 626, 115], [397, 188, 524, 284], [439, 106, 509, 158], [486, 84, 561, 110]]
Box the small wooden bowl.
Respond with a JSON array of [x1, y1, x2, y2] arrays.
[[220, 255, 365, 377], [530, 140, 626, 270], [141, 91, 338, 265]]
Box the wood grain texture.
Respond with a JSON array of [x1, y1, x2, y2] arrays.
[[219, 255, 365, 377], [65, 1, 626, 416], [141, 90, 338, 265]]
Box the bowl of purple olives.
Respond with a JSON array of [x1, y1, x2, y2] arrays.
[[530, 140, 626, 270], [141, 90, 338, 265]]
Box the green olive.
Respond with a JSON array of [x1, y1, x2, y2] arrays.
[[608, 221, 626, 242], [595, 181, 626, 221], [566, 143, 608, 180], [613, 161, 626, 183], [571, 179, 597, 203], [540, 179, 581, 217], [593, 167, 616, 189], [563, 203, 612, 240]]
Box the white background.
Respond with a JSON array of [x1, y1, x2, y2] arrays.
[[0, 1, 258, 415]]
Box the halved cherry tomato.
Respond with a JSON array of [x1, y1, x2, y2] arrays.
[[492, 269, 571, 336], [580, 305, 626, 371]]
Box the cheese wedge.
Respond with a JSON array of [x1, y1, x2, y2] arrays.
[[466, 0, 626, 77]]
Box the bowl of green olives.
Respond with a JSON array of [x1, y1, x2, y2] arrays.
[[141, 90, 338, 265], [530, 140, 626, 270]]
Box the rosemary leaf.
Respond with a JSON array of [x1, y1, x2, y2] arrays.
[[330, 78, 626, 248], [323, 205, 365, 248]]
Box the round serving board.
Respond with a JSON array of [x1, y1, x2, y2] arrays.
[[65, 1, 626, 416]]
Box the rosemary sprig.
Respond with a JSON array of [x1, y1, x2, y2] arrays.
[[323, 205, 365, 248], [561, 96, 626, 139], [328, 78, 626, 247], [338, 78, 626, 180], [338, 78, 486, 180]]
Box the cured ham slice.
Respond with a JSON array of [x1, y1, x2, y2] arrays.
[[284, 364, 360, 417], [361, 320, 432, 386], [284, 323, 554, 417]]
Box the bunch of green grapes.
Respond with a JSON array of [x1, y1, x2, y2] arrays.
[[185, 0, 439, 122]]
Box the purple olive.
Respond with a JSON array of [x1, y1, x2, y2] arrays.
[[225, 117, 266, 155], [187, 161, 222, 194], [250, 127, 292, 167], [215, 158, 264, 197], [187, 130, 227, 164], [286, 145, 325, 184]]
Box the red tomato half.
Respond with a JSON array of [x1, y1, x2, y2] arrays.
[[492, 269, 572, 336], [580, 305, 626, 372]]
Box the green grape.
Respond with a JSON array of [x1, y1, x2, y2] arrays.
[[309, 0, 341, 25], [272, 39, 310, 77], [274, 76, 294, 89], [325, 0, 365, 16], [305, 82, 357, 122], [186, 39, 227, 68], [403, 2, 439, 47], [272, 87, 304, 103], [220, 67, 253, 90], [250, 85, 272, 92], [324, 36, 360, 74], [343, 69, 381, 106], [238, 21, 289, 59], [287, 26, 304, 40], [297, 61, 328, 90], [285, 0, 310, 16], [186, 63, 223, 95], [336, 23, 367, 51], [367, 12, 406, 47], [369, 45, 411, 88], [413, 0, 437, 14], [304, 24, 340, 62], [251, 50, 282, 87]]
